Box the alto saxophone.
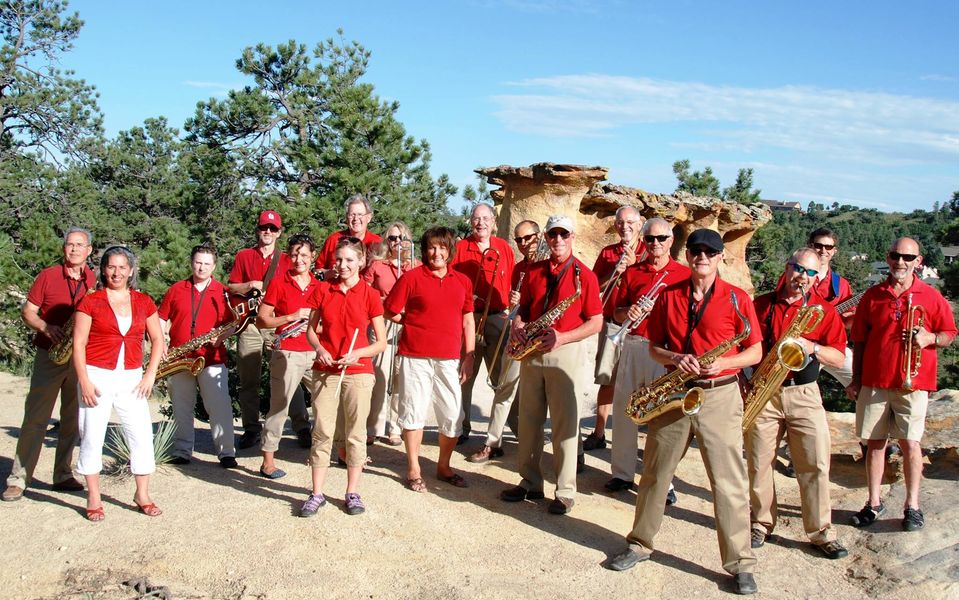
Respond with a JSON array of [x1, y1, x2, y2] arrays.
[[49, 287, 97, 365], [625, 291, 751, 425], [506, 264, 581, 361]]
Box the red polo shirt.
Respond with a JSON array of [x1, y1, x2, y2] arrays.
[[812, 269, 853, 307], [450, 235, 515, 313], [852, 277, 957, 391], [612, 258, 691, 338], [363, 258, 419, 300], [262, 271, 320, 352], [158, 279, 233, 366], [316, 230, 382, 270], [647, 277, 763, 379], [383, 265, 473, 360], [27, 263, 97, 349], [592, 240, 648, 282], [518, 256, 602, 333], [754, 292, 847, 353], [229, 247, 291, 285], [308, 280, 383, 375], [512, 259, 533, 289], [77, 289, 157, 370]]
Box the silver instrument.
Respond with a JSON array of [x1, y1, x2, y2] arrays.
[[607, 271, 669, 346]]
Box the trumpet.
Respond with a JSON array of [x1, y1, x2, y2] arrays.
[[272, 319, 309, 351], [473, 247, 501, 346], [902, 293, 925, 391], [607, 271, 670, 347], [486, 272, 525, 390], [599, 237, 642, 307]]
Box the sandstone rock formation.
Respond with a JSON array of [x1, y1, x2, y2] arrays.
[[478, 162, 773, 294]]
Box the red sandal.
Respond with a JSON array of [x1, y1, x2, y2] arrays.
[[86, 506, 105, 522], [134, 500, 162, 517]]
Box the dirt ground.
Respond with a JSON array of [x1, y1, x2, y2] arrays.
[[0, 366, 956, 600]]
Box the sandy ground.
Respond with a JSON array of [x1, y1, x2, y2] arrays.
[[0, 363, 957, 600]]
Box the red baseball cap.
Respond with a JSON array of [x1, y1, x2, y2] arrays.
[[258, 210, 282, 228]]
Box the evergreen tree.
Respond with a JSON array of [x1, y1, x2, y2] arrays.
[[722, 168, 762, 205], [672, 159, 721, 197]]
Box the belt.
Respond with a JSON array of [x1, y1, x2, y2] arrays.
[[686, 374, 738, 390]]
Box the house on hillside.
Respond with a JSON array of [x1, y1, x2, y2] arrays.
[[941, 245, 959, 265], [759, 199, 803, 213]]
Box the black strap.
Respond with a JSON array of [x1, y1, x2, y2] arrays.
[[67, 275, 87, 306], [189, 280, 210, 338], [544, 257, 574, 312], [683, 281, 715, 354]]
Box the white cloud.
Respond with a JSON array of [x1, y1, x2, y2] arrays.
[[920, 74, 957, 83], [182, 80, 239, 97]]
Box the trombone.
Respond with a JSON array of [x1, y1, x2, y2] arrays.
[[607, 271, 669, 346], [486, 272, 525, 390], [902, 293, 926, 391], [473, 247, 501, 346], [599, 237, 643, 307], [385, 238, 414, 397]]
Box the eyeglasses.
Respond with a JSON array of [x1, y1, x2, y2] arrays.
[[347, 212, 369, 220], [546, 230, 571, 240], [790, 263, 819, 277], [812, 242, 835, 251], [471, 216, 493, 223], [514, 233, 538, 245], [889, 251, 918, 262], [387, 235, 406, 242], [644, 235, 671, 243], [258, 225, 280, 232], [64, 243, 89, 249], [688, 247, 721, 258]]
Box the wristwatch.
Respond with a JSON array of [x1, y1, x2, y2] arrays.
[[812, 343, 820, 356]]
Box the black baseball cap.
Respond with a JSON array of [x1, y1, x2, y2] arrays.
[[685, 229, 723, 252]]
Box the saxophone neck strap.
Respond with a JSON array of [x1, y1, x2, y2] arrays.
[[190, 280, 211, 339], [683, 280, 716, 354], [543, 257, 574, 312]]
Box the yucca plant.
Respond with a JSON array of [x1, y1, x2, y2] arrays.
[[104, 420, 177, 477]]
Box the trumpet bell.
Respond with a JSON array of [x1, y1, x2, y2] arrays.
[[607, 327, 628, 347], [777, 338, 811, 371], [682, 387, 704, 416]]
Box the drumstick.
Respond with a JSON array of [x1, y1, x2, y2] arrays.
[[334, 328, 360, 400]]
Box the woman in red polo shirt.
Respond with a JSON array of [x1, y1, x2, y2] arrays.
[[298, 238, 387, 516], [73, 246, 166, 522], [256, 233, 321, 480]]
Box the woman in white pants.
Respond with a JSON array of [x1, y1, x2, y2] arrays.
[[73, 246, 165, 522]]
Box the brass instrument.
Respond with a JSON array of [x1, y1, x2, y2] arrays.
[[473, 247, 502, 346], [486, 272, 525, 390], [507, 265, 581, 361], [607, 271, 670, 347], [529, 234, 549, 262], [271, 319, 309, 351], [49, 287, 97, 365], [384, 240, 413, 397], [599, 237, 641, 307], [741, 293, 824, 433], [625, 292, 751, 425], [902, 293, 926, 391]]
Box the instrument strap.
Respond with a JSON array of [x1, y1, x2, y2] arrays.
[[190, 280, 211, 338], [262, 245, 283, 290], [683, 281, 716, 354], [544, 257, 574, 312], [67, 275, 87, 306]]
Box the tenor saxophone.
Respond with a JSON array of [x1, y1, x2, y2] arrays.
[[625, 292, 751, 425], [48, 287, 97, 365], [506, 265, 581, 361]]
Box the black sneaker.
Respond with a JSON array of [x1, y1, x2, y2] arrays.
[[237, 431, 261, 450], [665, 487, 678, 506], [168, 456, 191, 465], [850, 501, 885, 527], [750, 529, 769, 549], [583, 433, 607, 452], [902, 507, 924, 531], [219, 456, 239, 469]]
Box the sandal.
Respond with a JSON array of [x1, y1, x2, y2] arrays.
[[850, 501, 884, 527], [437, 472, 469, 488], [407, 477, 428, 493], [381, 435, 403, 447], [86, 506, 104, 522], [134, 500, 162, 517]]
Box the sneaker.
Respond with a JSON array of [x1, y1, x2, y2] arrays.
[[750, 529, 769, 549], [902, 507, 924, 532], [299, 493, 326, 517], [2, 485, 24, 502], [850, 501, 885, 527], [665, 486, 678, 506], [814, 540, 849, 559], [345, 492, 366, 515], [583, 432, 607, 452], [219, 456, 239, 469], [783, 461, 796, 478], [732, 573, 757, 595], [237, 431, 261, 450]]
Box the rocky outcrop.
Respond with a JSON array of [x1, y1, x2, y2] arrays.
[[478, 162, 773, 294]]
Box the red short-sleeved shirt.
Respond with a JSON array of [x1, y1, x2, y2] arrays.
[[518, 257, 602, 333], [27, 264, 97, 349], [316, 230, 382, 270], [754, 292, 847, 354], [851, 277, 957, 391], [229, 247, 292, 285], [262, 271, 320, 352], [612, 258, 691, 338], [308, 280, 384, 375], [77, 289, 157, 370], [450, 236, 516, 313], [592, 241, 648, 282], [812, 269, 854, 307], [647, 277, 763, 379], [363, 259, 418, 300], [511, 259, 534, 289], [158, 279, 233, 366], [383, 265, 473, 360]]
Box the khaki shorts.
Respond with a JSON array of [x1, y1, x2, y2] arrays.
[[856, 386, 929, 442], [593, 321, 621, 385], [396, 356, 463, 437]]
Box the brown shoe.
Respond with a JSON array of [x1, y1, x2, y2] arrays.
[[2, 485, 24, 502], [52, 478, 84, 492], [548, 496, 575, 515], [466, 445, 505, 464]]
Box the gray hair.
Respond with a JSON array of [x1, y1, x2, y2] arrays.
[[615, 206, 641, 220], [641, 217, 672, 236], [344, 193, 372, 215], [99, 245, 138, 290], [790, 247, 820, 267], [63, 227, 93, 246], [471, 203, 495, 219]]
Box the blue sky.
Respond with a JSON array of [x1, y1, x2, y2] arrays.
[[62, 0, 958, 213]]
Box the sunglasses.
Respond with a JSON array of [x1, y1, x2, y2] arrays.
[[812, 242, 835, 251], [688, 247, 721, 258], [386, 234, 406, 242], [644, 234, 671, 243], [546, 230, 571, 240], [888, 251, 918, 262], [514, 233, 538, 245], [790, 263, 819, 277], [258, 225, 280, 232]]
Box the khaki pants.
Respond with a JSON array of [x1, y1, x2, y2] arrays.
[[610, 336, 665, 481], [237, 324, 308, 434], [517, 340, 585, 501], [461, 311, 521, 442], [627, 380, 756, 575], [5, 350, 80, 489], [262, 350, 316, 453], [745, 382, 835, 544], [310, 372, 375, 468]]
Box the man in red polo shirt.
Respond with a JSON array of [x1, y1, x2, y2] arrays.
[[808, 227, 857, 389], [451, 203, 516, 445], [315, 194, 383, 271], [746, 248, 849, 559], [3, 228, 95, 502], [607, 228, 761, 596], [583, 206, 645, 451], [847, 237, 956, 532], [501, 215, 603, 515], [228, 210, 310, 450], [605, 218, 688, 501], [158, 243, 238, 468]]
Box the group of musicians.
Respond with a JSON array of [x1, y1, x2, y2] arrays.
[[4, 196, 956, 595]]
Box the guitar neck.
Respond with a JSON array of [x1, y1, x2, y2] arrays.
[[835, 289, 866, 313]]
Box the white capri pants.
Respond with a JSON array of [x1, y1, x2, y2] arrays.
[[395, 356, 463, 437], [77, 367, 156, 476]]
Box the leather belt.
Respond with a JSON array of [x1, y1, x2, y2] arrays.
[[686, 374, 738, 390]]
